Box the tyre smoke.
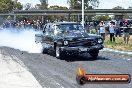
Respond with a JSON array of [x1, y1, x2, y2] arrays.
[[0, 28, 43, 53]]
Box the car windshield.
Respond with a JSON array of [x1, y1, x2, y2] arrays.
[[56, 23, 85, 33]]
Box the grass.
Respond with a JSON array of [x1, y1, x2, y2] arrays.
[[104, 35, 132, 51]]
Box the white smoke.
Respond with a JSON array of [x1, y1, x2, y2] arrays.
[[0, 28, 43, 53], [116, 0, 130, 3]]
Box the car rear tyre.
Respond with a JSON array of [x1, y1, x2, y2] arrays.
[[42, 48, 48, 54], [89, 50, 99, 59]]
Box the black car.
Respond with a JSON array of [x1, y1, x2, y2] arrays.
[[35, 22, 104, 59]]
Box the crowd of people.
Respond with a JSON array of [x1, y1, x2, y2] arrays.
[[2, 19, 132, 44], [95, 20, 132, 44], [2, 19, 44, 30]]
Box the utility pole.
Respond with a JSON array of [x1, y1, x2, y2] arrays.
[[82, 0, 84, 27]]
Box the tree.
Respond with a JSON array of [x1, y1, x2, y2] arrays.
[[128, 6, 132, 9], [34, 4, 41, 10], [112, 6, 124, 20], [39, 0, 48, 9], [67, 0, 99, 10], [112, 6, 124, 9], [67, 0, 99, 21], [12, 0, 23, 10], [24, 3, 32, 10], [49, 5, 68, 10], [48, 5, 69, 21], [95, 15, 111, 21], [0, 0, 23, 13], [128, 6, 132, 19]]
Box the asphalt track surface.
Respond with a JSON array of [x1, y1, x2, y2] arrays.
[[0, 47, 132, 88]]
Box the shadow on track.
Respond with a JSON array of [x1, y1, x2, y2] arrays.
[[63, 54, 110, 62], [46, 50, 110, 62]]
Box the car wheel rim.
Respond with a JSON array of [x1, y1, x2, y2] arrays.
[[56, 47, 60, 57]]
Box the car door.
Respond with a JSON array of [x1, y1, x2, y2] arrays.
[[43, 23, 54, 48]]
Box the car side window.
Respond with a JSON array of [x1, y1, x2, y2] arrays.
[[53, 25, 64, 35], [43, 24, 47, 33], [44, 24, 54, 35]]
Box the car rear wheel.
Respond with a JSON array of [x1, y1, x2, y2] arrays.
[[89, 50, 99, 59], [42, 47, 48, 54]]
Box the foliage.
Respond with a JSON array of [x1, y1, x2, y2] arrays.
[[112, 6, 124, 20], [67, 0, 99, 10], [95, 15, 111, 21], [112, 6, 124, 9], [0, 0, 23, 13], [24, 3, 31, 10], [49, 5, 68, 10], [47, 5, 69, 21], [128, 6, 132, 9], [39, 0, 48, 3], [39, 0, 48, 9], [128, 6, 132, 19], [104, 36, 132, 51], [90, 28, 97, 34]]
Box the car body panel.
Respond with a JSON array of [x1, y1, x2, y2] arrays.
[[35, 22, 104, 56]]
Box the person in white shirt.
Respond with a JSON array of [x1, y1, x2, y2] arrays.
[[109, 21, 115, 42], [99, 21, 105, 40]]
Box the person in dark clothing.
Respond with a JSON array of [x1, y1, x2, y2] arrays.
[[123, 22, 130, 44], [115, 27, 121, 37], [109, 21, 116, 42]]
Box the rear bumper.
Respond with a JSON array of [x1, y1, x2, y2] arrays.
[[60, 44, 104, 53]]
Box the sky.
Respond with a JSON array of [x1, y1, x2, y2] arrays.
[[18, 0, 132, 9]]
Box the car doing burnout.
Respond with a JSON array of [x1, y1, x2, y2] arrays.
[[35, 22, 104, 59]]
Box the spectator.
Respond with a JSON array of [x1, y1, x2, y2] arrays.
[[123, 21, 130, 44], [109, 21, 116, 42], [115, 20, 121, 37], [99, 21, 106, 40]]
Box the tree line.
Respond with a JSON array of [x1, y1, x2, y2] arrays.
[[0, 0, 132, 21], [0, 0, 22, 13], [0, 0, 100, 13]]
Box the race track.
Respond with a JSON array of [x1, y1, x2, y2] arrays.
[[0, 47, 131, 88]]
